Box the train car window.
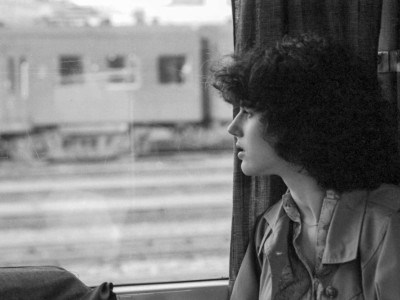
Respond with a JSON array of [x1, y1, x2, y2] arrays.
[[107, 55, 125, 69], [0, 0, 233, 288], [7, 57, 16, 94], [106, 54, 138, 85], [59, 55, 84, 85], [107, 54, 126, 83], [158, 55, 186, 84]]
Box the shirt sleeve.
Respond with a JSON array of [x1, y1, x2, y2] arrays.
[[230, 240, 260, 300], [230, 217, 268, 300]]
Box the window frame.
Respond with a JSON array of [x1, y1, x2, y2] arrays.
[[114, 278, 229, 300]]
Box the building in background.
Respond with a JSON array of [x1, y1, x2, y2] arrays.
[[128, 0, 232, 26], [0, 0, 110, 27], [0, 0, 231, 27]]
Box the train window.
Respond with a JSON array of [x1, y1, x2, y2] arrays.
[[106, 54, 139, 85], [107, 54, 126, 83], [59, 55, 84, 85], [7, 57, 16, 94], [0, 0, 233, 289], [107, 55, 125, 69], [158, 55, 187, 84]]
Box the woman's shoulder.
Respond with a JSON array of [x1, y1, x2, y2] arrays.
[[360, 184, 400, 265], [366, 183, 400, 214]]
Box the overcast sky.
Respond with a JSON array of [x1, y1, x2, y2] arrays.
[[69, 0, 171, 11]]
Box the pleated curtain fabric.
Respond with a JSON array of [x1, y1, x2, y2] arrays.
[[228, 0, 383, 292]]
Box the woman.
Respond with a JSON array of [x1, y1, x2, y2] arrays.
[[212, 33, 400, 299]]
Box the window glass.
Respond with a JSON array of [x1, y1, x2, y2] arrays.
[[59, 55, 84, 85], [158, 55, 186, 84], [0, 0, 233, 286], [107, 54, 127, 83], [107, 55, 125, 69], [106, 54, 139, 85]]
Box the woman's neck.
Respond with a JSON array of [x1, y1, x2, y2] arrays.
[[281, 171, 325, 225]]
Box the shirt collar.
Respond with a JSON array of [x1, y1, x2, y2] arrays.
[[263, 189, 367, 264], [282, 190, 301, 223], [281, 189, 339, 225], [322, 189, 367, 263]]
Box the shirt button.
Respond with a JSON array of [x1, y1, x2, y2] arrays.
[[324, 286, 338, 298]]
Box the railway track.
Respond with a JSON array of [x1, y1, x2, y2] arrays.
[[0, 152, 233, 284], [1, 232, 230, 264]]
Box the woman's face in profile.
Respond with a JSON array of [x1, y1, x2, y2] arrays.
[[227, 107, 290, 176]]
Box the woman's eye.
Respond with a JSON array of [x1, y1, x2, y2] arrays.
[[242, 108, 253, 118]]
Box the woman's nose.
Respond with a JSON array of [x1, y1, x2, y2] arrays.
[[227, 115, 242, 137]]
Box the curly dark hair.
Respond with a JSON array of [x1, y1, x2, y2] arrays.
[[211, 33, 400, 192]]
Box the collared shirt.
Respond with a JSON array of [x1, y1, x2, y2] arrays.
[[230, 184, 400, 300], [274, 190, 339, 299]]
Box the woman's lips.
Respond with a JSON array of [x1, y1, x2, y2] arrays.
[[236, 145, 244, 159], [237, 151, 245, 159]]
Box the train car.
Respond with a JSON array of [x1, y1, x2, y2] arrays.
[[0, 24, 233, 160]]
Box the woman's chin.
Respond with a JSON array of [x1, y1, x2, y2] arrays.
[[240, 163, 271, 177], [240, 164, 260, 176]]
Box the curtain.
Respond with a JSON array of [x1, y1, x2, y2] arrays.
[[228, 0, 385, 291]]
